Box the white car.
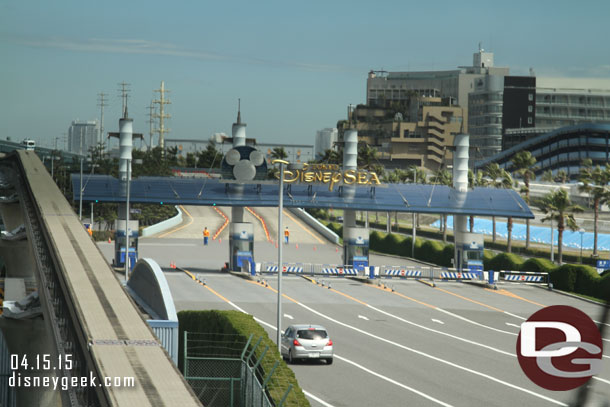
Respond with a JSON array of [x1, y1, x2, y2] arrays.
[[281, 325, 333, 364]]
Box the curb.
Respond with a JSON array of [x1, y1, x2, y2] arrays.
[[229, 270, 255, 281], [533, 284, 609, 307]]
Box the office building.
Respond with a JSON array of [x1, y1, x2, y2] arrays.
[[68, 120, 99, 155]]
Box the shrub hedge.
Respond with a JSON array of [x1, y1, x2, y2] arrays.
[[178, 310, 310, 407]]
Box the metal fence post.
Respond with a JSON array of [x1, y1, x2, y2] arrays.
[[183, 331, 188, 376], [278, 384, 293, 407]]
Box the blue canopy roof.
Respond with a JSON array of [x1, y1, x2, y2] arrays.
[[72, 174, 534, 218]]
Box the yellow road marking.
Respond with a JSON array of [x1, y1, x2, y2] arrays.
[[158, 205, 194, 238], [182, 268, 232, 303], [282, 209, 326, 244], [246, 280, 301, 304], [434, 286, 505, 313], [370, 284, 438, 310], [485, 288, 546, 307]]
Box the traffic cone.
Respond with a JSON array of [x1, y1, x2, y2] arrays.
[[108, 237, 112, 243], [313, 246, 317, 251], [335, 247, 338, 252], [296, 243, 299, 249]]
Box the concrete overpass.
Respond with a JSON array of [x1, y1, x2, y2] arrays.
[[0, 151, 200, 406]]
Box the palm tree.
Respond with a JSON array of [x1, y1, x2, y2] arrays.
[[538, 189, 584, 264], [270, 147, 288, 161], [357, 144, 378, 170], [433, 169, 453, 242], [579, 159, 610, 257], [541, 170, 554, 182], [483, 163, 513, 247], [318, 148, 341, 165], [555, 170, 569, 184], [512, 151, 537, 250]]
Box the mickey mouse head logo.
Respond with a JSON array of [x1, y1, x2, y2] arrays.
[[221, 145, 268, 181]]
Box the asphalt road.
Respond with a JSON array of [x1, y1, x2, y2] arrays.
[[96, 209, 610, 407]]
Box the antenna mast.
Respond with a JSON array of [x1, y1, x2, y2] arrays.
[[118, 82, 131, 118], [153, 81, 171, 154], [97, 92, 108, 155], [147, 101, 156, 151]]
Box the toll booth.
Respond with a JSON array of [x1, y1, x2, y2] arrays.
[[113, 220, 139, 270], [343, 226, 369, 271], [229, 222, 254, 271], [455, 232, 484, 273]]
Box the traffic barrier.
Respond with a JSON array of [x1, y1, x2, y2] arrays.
[[265, 266, 304, 273], [502, 271, 546, 282], [440, 271, 480, 280], [384, 269, 422, 278], [322, 268, 358, 275]]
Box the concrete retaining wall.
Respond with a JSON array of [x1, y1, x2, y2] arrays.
[[141, 206, 182, 237], [288, 208, 339, 244]]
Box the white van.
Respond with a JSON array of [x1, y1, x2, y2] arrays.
[[21, 139, 36, 151]]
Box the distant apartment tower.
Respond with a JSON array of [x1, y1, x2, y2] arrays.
[[315, 128, 338, 159], [349, 95, 463, 171], [68, 120, 99, 155], [366, 48, 509, 134], [469, 75, 536, 160]]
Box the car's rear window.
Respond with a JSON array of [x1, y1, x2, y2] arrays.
[[297, 329, 328, 340]]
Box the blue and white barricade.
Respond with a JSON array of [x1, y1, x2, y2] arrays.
[[440, 271, 481, 280], [369, 266, 380, 279], [483, 271, 499, 284], [322, 268, 358, 276], [502, 271, 546, 283], [384, 268, 422, 279], [265, 265, 304, 273]]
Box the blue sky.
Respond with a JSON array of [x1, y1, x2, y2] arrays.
[[1, 0, 609, 149]]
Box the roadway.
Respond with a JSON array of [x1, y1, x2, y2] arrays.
[[96, 208, 610, 407]]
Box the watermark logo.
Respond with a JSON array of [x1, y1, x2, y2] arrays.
[[516, 305, 603, 391]]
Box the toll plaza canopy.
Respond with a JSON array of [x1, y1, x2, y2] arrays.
[[73, 174, 534, 218]]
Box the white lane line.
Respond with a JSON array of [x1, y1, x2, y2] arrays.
[[284, 314, 294, 320], [504, 311, 526, 320], [302, 390, 337, 407], [334, 355, 454, 407], [431, 319, 444, 325], [436, 308, 518, 336], [505, 323, 521, 328], [358, 315, 369, 321], [140, 243, 198, 247], [294, 301, 567, 405]]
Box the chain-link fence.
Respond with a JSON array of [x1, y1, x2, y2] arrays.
[[184, 332, 295, 407]]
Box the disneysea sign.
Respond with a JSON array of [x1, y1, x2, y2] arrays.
[[276, 163, 381, 192]]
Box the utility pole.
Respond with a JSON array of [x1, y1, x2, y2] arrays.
[[153, 81, 171, 156], [98, 92, 108, 155], [147, 101, 155, 151], [118, 82, 131, 118]]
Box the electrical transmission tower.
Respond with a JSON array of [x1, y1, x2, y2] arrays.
[[147, 101, 156, 151], [153, 81, 171, 154], [97, 92, 108, 155], [118, 82, 131, 118]]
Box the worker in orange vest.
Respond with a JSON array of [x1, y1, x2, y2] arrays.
[[203, 227, 210, 245], [284, 227, 290, 244]]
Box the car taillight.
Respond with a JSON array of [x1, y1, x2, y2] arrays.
[[327, 340, 333, 346], [293, 339, 302, 346]]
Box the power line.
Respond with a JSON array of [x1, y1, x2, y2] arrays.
[[153, 81, 171, 154], [147, 101, 156, 151], [97, 92, 108, 155]]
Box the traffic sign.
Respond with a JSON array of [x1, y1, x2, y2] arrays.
[[596, 260, 610, 274]]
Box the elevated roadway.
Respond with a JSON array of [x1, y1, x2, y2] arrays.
[[1, 151, 200, 406]]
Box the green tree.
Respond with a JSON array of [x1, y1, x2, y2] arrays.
[[483, 163, 513, 248], [432, 169, 453, 242], [555, 169, 569, 184], [541, 170, 554, 182], [578, 159, 610, 257], [270, 147, 288, 161], [468, 169, 485, 232], [317, 149, 341, 165], [538, 189, 584, 264], [357, 144, 378, 170], [197, 143, 222, 169], [512, 151, 537, 250]]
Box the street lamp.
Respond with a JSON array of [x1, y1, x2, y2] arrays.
[[79, 128, 84, 221], [272, 159, 302, 351], [579, 228, 586, 264], [125, 157, 132, 280]]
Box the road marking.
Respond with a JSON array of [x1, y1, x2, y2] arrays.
[[140, 243, 198, 247], [486, 288, 546, 307], [333, 355, 454, 407], [284, 314, 294, 320], [434, 286, 505, 313], [282, 209, 326, 244], [505, 323, 520, 328], [302, 390, 337, 407], [157, 205, 194, 238], [358, 315, 369, 321], [432, 319, 444, 325], [186, 276, 569, 404]]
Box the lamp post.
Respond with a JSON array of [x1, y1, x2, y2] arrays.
[[579, 228, 585, 264], [273, 159, 289, 351]]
